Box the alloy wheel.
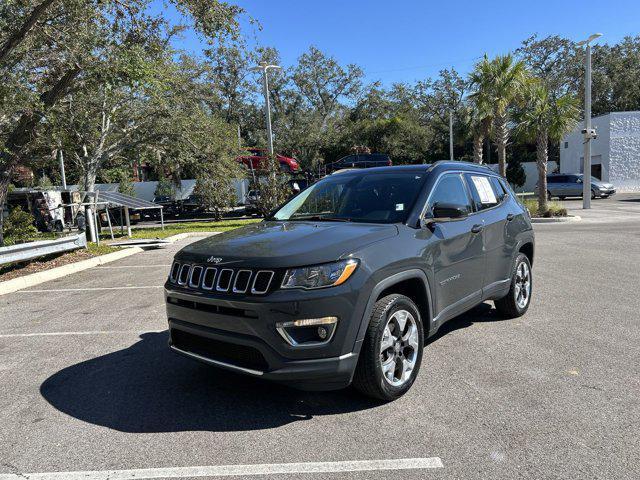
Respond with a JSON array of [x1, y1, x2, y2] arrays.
[[514, 261, 531, 309], [379, 309, 419, 386]]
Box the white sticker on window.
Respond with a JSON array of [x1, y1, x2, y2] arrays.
[[395, 203, 404, 211], [471, 176, 497, 204]]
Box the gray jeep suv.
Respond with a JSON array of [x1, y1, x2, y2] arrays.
[[165, 161, 535, 400]]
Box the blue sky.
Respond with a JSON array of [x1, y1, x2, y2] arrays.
[[166, 0, 640, 85]]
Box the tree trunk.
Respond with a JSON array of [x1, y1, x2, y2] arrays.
[[0, 0, 58, 65], [0, 66, 80, 246], [0, 171, 11, 246], [473, 134, 484, 163], [494, 113, 508, 177], [536, 131, 549, 215]]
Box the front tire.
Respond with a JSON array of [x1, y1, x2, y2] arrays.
[[353, 294, 424, 401], [495, 253, 532, 318]]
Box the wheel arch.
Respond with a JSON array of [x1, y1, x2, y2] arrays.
[[518, 241, 534, 266], [354, 269, 433, 351]]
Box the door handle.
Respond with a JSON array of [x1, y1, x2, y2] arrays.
[[506, 213, 515, 221], [471, 224, 483, 234]]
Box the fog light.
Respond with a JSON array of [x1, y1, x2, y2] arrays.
[[276, 317, 338, 346]]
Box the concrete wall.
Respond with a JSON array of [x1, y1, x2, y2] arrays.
[[487, 161, 558, 193], [560, 114, 611, 180], [560, 111, 640, 192], [40, 179, 251, 204], [609, 112, 640, 191]]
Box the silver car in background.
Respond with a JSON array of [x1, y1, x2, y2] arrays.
[[540, 173, 616, 200]]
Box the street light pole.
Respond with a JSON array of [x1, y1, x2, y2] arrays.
[[449, 110, 454, 160], [252, 62, 281, 156], [577, 33, 602, 209]]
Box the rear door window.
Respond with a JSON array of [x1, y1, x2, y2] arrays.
[[489, 176, 507, 202], [465, 174, 500, 211]]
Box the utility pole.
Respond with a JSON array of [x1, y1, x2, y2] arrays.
[[252, 62, 281, 156], [449, 110, 454, 160], [577, 33, 602, 209], [58, 149, 67, 190]]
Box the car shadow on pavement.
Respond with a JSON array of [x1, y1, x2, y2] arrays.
[[39, 330, 382, 433], [40, 303, 505, 433]]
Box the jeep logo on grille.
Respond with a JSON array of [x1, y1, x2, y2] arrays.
[[207, 256, 223, 264]]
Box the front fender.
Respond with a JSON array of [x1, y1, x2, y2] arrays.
[[351, 269, 433, 356]]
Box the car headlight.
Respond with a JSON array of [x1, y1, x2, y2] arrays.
[[281, 259, 358, 289]]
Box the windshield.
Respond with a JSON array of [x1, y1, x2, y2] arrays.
[[272, 171, 426, 223]]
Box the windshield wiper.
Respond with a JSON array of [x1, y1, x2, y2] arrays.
[[289, 215, 351, 222]]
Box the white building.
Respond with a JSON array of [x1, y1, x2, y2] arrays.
[[560, 111, 640, 192]]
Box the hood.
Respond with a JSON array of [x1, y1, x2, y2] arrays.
[[176, 221, 399, 268], [591, 179, 614, 188]]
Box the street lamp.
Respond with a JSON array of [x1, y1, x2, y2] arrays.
[[576, 33, 602, 209], [252, 62, 282, 156]]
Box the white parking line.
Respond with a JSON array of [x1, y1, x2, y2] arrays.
[[0, 330, 163, 338], [0, 458, 444, 480], [97, 264, 171, 268], [17, 286, 164, 293]]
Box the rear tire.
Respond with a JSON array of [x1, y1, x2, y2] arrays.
[[494, 253, 532, 319], [547, 191, 552, 200], [353, 294, 424, 401], [591, 190, 597, 200]]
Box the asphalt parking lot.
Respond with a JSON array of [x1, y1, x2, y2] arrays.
[[1, 195, 639, 479]]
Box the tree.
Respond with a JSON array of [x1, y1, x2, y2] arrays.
[[506, 157, 526, 189], [516, 82, 579, 213], [117, 171, 136, 197], [0, 0, 245, 245], [251, 156, 289, 217], [469, 55, 529, 176]]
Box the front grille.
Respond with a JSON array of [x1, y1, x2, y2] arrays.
[[168, 262, 276, 295], [171, 328, 269, 371]]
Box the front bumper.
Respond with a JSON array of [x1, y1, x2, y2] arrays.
[[597, 188, 615, 196], [164, 279, 368, 390]]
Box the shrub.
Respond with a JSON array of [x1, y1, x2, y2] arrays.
[[523, 198, 567, 217], [2, 208, 38, 245], [117, 171, 136, 197]]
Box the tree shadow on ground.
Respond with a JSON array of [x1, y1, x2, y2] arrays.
[[40, 302, 505, 433]]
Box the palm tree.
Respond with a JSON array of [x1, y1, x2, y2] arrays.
[[516, 82, 580, 213], [469, 94, 493, 164], [469, 54, 528, 175]]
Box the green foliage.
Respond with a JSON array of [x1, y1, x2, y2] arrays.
[[194, 159, 241, 220], [251, 156, 290, 217], [117, 171, 136, 197], [36, 174, 53, 188], [506, 158, 526, 188], [154, 177, 176, 198], [523, 198, 567, 217], [2, 207, 37, 245]]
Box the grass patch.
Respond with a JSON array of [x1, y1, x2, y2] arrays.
[[523, 199, 568, 218], [86, 242, 118, 255], [100, 218, 259, 240]]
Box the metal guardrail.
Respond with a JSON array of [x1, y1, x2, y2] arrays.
[[0, 234, 87, 266]]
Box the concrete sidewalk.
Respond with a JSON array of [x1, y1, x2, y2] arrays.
[[562, 192, 640, 223]]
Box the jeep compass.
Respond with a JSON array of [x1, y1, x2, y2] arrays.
[[165, 161, 535, 400]]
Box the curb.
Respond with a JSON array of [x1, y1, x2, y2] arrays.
[[531, 215, 582, 224], [0, 247, 143, 296], [0, 231, 221, 296]]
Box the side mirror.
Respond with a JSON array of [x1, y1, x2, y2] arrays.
[[432, 203, 469, 220]]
